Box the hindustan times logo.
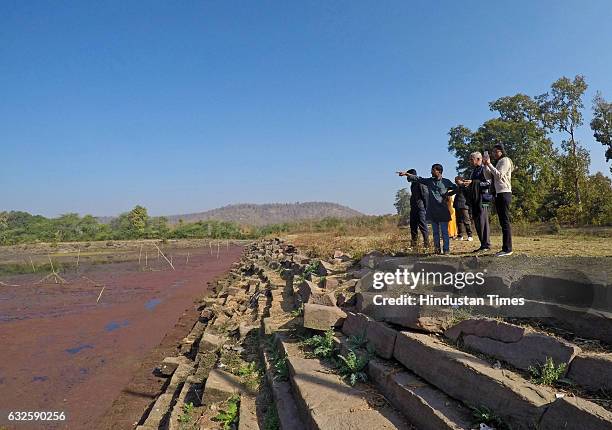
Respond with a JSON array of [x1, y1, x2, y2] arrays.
[[372, 269, 486, 290]]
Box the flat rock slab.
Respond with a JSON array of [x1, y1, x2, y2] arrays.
[[203, 369, 243, 405], [279, 338, 410, 430], [462, 332, 580, 371], [393, 331, 555, 429], [539, 396, 612, 430], [368, 359, 472, 430], [444, 318, 525, 342], [568, 353, 612, 391], [303, 303, 346, 331]]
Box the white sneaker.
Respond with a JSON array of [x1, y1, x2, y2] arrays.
[[456, 236, 464, 241], [467, 237, 473, 242], [495, 251, 513, 257]]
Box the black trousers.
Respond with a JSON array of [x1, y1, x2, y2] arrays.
[[495, 192, 513, 252], [410, 208, 429, 246], [472, 205, 491, 249], [455, 207, 472, 237]]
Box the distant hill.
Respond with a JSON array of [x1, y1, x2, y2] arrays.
[[165, 202, 364, 226]]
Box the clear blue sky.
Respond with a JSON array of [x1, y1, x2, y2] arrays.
[[2, 1, 611, 217]]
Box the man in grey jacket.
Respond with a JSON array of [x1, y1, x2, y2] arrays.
[[484, 143, 513, 256]]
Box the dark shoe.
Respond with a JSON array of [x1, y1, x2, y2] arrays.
[[473, 247, 491, 253]]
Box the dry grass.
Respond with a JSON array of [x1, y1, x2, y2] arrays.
[[282, 225, 612, 259]]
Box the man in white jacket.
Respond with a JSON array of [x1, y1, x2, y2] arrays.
[[483, 144, 513, 256]]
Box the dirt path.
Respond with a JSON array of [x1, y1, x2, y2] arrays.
[[0, 245, 244, 429]]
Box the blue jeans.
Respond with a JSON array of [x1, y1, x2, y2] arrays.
[[431, 221, 449, 252]]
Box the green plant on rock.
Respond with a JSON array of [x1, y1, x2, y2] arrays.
[[290, 303, 304, 317], [270, 349, 289, 381], [178, 402, 194, 425], [238, 361, 261, 391], [303, 261, 320, 277], [528, 357, 567, 385], [337, 349, 369, 386], [471, 405, 507, 429], [347, 332, 368, 349], [302, 329, 336, 359], [213, 395, 240, 430]]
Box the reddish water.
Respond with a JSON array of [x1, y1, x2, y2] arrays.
[[0, 246, 243, 429]]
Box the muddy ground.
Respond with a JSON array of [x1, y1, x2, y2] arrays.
[[0, 244, 244, 429]]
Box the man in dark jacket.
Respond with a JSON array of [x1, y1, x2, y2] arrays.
[[456, 152, 492, 252], [405, 169, 429, 248], [402, 164, 456, 254]]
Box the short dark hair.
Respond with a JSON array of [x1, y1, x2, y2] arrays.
[[407, 168, 417, 175], [431, 164, 443, 173]]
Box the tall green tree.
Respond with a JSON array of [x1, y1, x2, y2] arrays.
[[449, 94, 556, 220], [537, 75, 589, 205], [127, 205, 148, 237], [591, 92, 612, 174]]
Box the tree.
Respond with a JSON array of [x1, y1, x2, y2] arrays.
[[591, 92, 612, 173], [127, 205, 149, 237], [448, 94, 557, 220], [394, 188, 411, 226], [537, 75, 588, 205]]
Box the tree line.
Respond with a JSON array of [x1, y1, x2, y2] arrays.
[[447, 75, 612, 225], [0, 206, 396, 246]]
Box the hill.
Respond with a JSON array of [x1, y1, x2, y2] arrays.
[[165, 202, 364, 226]]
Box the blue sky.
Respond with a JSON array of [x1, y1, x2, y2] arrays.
[[2, 1, 611, 217]]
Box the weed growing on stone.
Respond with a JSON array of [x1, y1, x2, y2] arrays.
[[178, 402, 195, 426], [213, 395, 240, 430], [303, 261, 320, 277], [270, 349, 289, 381], [290, 303, 304, 317], [237, 361, 261, 391], [337, 350, 369, 386], [302, 329, 336, 359], [347, 332, 368, 349], [528, 357, 567, 385]]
